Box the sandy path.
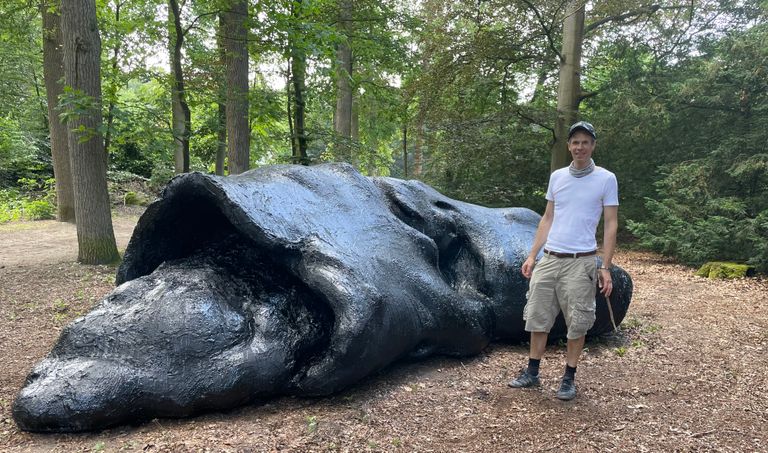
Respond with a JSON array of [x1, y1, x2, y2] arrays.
[[0, 214, 139, 268]]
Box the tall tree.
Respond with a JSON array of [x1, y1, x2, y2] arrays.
[[550, 0, 585, 171], [101, 0, 124, 159], [288, 0, 308, 164], [333, 0, 353, 160], [40, 0, 75, 222], [169, 0, 190, 173], [215, 15, 226, 176], [222, 0, 249, 174], [60, 0, 120, 264]]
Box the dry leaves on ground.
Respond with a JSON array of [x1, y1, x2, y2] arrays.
[[1, 218, 766, 452]]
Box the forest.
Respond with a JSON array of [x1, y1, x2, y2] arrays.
[[0, 0, 766, 270]]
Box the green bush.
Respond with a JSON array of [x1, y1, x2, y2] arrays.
[[149, 164, 175, 191], [696, 262, 755, 279], [0, 177, 56, 223], [22, 199, 55, 220], [628, 159, 768, 274], [123, 191, 149, 206]]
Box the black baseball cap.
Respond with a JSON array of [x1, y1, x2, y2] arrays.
[[568, 121, 596, 140]]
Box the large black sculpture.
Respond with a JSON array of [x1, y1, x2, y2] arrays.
[[13, 163, 632, 432]]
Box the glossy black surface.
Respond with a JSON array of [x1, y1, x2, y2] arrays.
[[13, 163, 632, 432]]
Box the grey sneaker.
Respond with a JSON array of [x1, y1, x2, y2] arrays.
[[556, 378, 576, 400], [508, 368, 540, 388]]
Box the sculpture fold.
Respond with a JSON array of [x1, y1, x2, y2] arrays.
[[13, 163, 632, 432]]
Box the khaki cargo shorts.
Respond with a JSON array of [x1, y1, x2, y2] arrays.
[[523, 253, 597, 340]]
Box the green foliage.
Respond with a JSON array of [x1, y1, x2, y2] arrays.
[[149, 164, 175, 191], [107, 77, 173, 176], [0, 115, 44, 186], [0, 177, 56, 222], [305, 415, 318, 433], [696, 262, 755, 279], [625, 23, 768, 273]]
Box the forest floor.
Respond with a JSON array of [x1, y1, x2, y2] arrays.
[[1, 211, 767, 452]]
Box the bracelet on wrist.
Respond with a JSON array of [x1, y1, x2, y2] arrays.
[[598, 266, 611, 270]]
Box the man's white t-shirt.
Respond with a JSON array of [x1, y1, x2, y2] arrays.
[[544, 166, 619, 254]]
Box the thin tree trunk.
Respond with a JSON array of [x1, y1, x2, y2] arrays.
[[32, 67, 48, 130], [286, 65, 296, 158], [103, 0, 122, 159], [530, 65, 549, 105], [60, 0, 120, 264], [169, 0, 190, 174], [351, 98, 359, 142], [215, 14, 226, 176], [334, 0, 353, 161], [551, 0, 585, 171], [334, 42, 352, 139], [288, 0, 308, 165], [223, 0, 249, 174], [413, 108, 424, 178], [290, 52, 308, 164], [402, 124, 408, 179], [216, 102, 226, 175], [41, 0, 75, 223]]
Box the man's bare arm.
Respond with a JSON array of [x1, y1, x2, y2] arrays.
[[599, 205, 618, 296], [521, 201, 554, 279]]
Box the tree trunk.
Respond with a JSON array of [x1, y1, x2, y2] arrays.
[[288, 0, 308, 166], [286, 65, 295, 158], [550, 0, 585, 171], [530, 66, 549, 105], [32, 67, 48, 130], [103, 0, 122, 160], [169, 0, 190, 174], [41, 0, 76, 223], [223, 0, 249, 174], [290, 51, 308, 165], [402, 124, 408, 179], [333, 0, 353, 161], [215, 15, 226, 176], [413, 108, 424, 178], [60, 0, 120, 264], [216, 102, 226, 175]]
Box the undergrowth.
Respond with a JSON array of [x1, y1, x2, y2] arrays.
[[0, 177, 56, 223]]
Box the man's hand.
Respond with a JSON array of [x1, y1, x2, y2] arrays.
[[598, 268, 613, 297], [521, 256, 536, 279]]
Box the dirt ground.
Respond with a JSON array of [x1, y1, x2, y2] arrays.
[[1, 213, 767, 452]]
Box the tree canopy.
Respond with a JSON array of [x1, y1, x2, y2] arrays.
[[0, 0, 766, 270]]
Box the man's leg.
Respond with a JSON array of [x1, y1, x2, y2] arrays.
[[511, 254, 559, 389], [565, 335, 585, 368], [530, 331, 548, 360], [556, 335, 585, 400], [508, 331, 549, 388], [556, 256, 597, 401]]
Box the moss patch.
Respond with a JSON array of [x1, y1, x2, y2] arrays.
[[696, 261, 755, 279]]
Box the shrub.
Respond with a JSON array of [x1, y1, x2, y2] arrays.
[[0, 177, 57, 223], [628, 159, 768, 274], [22, 199, 55, 220], [149, 164, 175, 191]]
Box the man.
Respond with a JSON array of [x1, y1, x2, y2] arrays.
[[508, 121, 618, 401]]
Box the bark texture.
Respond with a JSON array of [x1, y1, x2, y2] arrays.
[[223, 0, 249, 174], [289, 0, 308, 165], [333, 0, 353, 161], [169, 0, 190, 174], [551, 0, 585, 171], [215, 16, 226, 176], [41, 0, 76, 223], [60, 0, 119, 264]]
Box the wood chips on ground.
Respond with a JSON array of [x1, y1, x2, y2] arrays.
[[1, 215, 766, 452]]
